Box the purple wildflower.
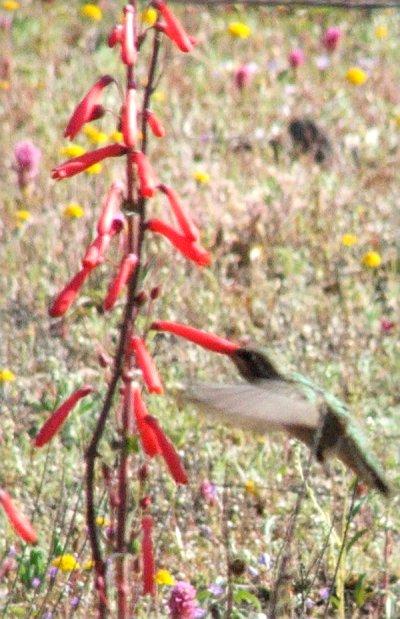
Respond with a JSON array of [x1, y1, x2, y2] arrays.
[[168, 581, 200, 618], [319, 587, 330, 600], [0, 16, 12, 30], [200, 480, 218, 506], [48, 566, 58, 580], [288, 49, 305, 69], [70, 596, 80, 609], [381, 318, 395, 333], [322, 27, 342, 52], [13, 140, 42, 189], [7, 546, 17, 557], [208, 583, 224, 597], [31, 577, 41, 589]]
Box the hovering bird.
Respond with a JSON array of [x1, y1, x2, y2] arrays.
[[186, 347, 390, 496]]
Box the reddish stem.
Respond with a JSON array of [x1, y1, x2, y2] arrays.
[[84, 14, 163, 619]]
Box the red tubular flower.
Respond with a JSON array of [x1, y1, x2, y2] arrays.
[[131, 151, 157, 198], [64, 75, 114, 140], [143, 416, 188, 484], [108, 24, 123, 48], [146, 218, 211, 267], [97, 182, 124, 235], [121, 89, 137, 148], [103, 253, 138, 311], [151, 320, 240, 354], [152, 0, 193, 53], [145, 109, 166, 138], [121, 5, 137, 66], [158, 184, 198, 241], [130, 336, 164, 394], [33, 385, 94, 447], [141, 515, 155, 596], [132, 387, 161, 457], [0, 489, 38, 545], [82, 234, 111, 269], [52, 144, 127, 180], [49, 267, 92, 317]]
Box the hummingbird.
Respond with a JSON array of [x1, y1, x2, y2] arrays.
[[186, 347, 390, 496]]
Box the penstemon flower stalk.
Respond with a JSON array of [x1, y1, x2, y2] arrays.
[[45, 2, 206, 617]]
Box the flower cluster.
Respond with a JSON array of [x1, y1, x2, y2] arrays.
[[47, 2, 208, 612]]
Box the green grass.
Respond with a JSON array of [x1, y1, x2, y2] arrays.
[[0, 1, 399, 616]]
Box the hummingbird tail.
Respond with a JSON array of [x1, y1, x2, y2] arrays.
[[336, 437, 390, 496]]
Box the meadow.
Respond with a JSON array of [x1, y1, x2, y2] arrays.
[[0, 0, 399, 616]]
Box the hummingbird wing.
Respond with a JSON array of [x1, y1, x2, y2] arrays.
[[186, 380, 391, 496], [186, 380, 319, 432]]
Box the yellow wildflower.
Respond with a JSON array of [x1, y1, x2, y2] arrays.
[[82, 560, 95, 570], [228, 21, 251, 39], [374, 25, 388, 39], [341, 233, 358, 247], [15, 210, 31, 222], [193, 169, 210, 185], [60, 144, 86, 158], [95, 515, 110, 527], [155, 569, 175, 586], [362, 251, 381, 268], [52, 554, 80, 572], [63, 203, 84, 219], [83, 124, 108, 145], [0, 80, 10, 90], [141, 7, 157, 27], [1, 1, 20, 10], [85, 163, 102, 174], [0, 369, 16, 382], [80, 3, 103, 21], [109, 130, 123, 143], [152, 90, 166, 104], [244, 480, 257, 495], [346, 67, 368, 86]]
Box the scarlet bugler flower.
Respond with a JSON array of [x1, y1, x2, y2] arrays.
[[152, 0, 193, 53], [0, 489, 38, 545], [97, 181, 124, 235], [151, 321, 240, 354], [131, 151, 157, 197], [146, 218, 211, 266], [143, 416, 188, 484], [108, 24, 123, 48], [82, 234, 111, 269], [64, 75, 114, 140], [145, 109, 166, 138], [158, 184, 198, 241], [121, 89, 137, 148], [49, 267, 92, 317], [33, 385, 94, 447], [121, 5, 137, 66], [103, 253, 138, 311], [142, 516, 155, 596], [132, 387, 161, 457], [52, 144, 127, 180], [130, 336, 164, 394]]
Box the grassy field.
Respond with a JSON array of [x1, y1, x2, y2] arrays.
[[0, 1, 399, 616]]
